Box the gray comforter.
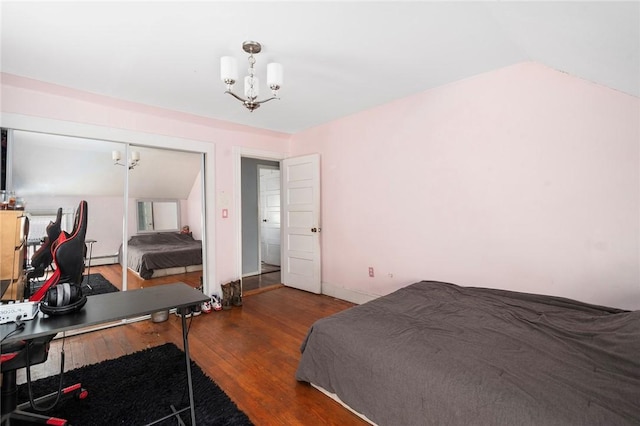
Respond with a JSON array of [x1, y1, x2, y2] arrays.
[[295, 281, 640, 425], [125, 233, 202, 279]]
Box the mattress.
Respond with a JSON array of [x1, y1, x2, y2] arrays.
[[124, 233, 202, 279], [129, 264, 203, 279], [295, 281, 640, 425]]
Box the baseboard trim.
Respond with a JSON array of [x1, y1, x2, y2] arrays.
[[321, 282, 380, 305], [88, 256, 119, 267], [242, 270, 261, 278]]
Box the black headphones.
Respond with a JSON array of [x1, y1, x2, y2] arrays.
[[40, 283, 87, 316]]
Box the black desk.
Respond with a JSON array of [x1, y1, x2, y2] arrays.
[[0, 283, 209, 425]]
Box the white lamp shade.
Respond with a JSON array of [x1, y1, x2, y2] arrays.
[[131, 151, 140, 161], [267, 63, 283, 88], [112, 150, 121, 161], [244, 75, 259, 98], [220, 56, 238, 82]]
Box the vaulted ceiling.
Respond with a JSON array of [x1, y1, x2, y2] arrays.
[[11, 130, 202, 200], [1, 1, 638, 134]]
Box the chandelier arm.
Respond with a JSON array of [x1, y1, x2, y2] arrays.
[[225, 90, 279, 106], [224, 90, 249, 103], [113, 161, 137, 170], [254, 96, 280, 105]]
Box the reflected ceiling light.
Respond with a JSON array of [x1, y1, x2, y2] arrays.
[[220, 41, 283, 112], [112, 150, 140, 170]]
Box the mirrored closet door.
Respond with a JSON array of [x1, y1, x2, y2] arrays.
[[5, 129, 205, 296], [125, 145, 204, 287]]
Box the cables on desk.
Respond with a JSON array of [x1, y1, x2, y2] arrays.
[[0, 315, 25, 343]]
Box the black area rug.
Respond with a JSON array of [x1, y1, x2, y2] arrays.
[[28, 273, 119, 298], [17, 343, 253, 425], [81, 273, 119, 296]]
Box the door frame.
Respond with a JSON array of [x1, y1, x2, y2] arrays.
[[233, 147, 285, 282]]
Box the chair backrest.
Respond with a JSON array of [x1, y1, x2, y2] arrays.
[[29, 207, 62, 273], [30, 201, 88, 302], [52, 202, 87, 284]]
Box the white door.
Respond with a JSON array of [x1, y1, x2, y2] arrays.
[[281, 154, 321, 294], [259, 166, 281, 266]]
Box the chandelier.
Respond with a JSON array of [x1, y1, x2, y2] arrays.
[[220, 41, 283, 112], [112, 150, 140, 170]]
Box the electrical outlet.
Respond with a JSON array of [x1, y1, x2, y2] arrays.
[[368, 267, 374, 278]]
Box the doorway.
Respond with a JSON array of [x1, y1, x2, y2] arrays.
[[259, 165, 281, 268], [241, 157, 281, 292]]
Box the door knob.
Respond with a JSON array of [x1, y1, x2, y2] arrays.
[[263, 219, 267, 222], [311, 227, 321, 233]]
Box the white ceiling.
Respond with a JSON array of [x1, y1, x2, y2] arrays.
[[1, 1, 639, 134]]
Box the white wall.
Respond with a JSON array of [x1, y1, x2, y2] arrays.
[[291, 62, 640, 310], [25, 195, 124, 259]]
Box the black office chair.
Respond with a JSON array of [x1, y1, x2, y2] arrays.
[[1, 201, 89, 425], [25, 208, 63, 298], [30, 201, 88, 314]]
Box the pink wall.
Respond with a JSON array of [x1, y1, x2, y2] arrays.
[[3, 63, 638, 309], [1, 73, 291, 287], [291, 62, 640, 310]]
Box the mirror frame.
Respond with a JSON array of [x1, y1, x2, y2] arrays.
[[136, 199, 181, 233]]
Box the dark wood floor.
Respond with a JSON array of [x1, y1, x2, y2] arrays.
[[15, 266, 368, 425], [92, 263, 281, 295], [93, 264, 202, 291], [242, 263, 282, 292]]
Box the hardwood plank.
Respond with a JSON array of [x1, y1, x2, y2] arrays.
[[15, 265, 368, 425]]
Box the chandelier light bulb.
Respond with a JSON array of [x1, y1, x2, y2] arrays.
[[267, 63, 283, 91], [220, 56, 238, 85], [112, 150, 141, 169]]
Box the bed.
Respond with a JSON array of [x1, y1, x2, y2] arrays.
[[295, 281, 640, 425], [121, 233, 203, 279]]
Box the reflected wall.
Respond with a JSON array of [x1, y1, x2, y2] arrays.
[[11, 130, 126, 275], [7, 130, 204, 292]]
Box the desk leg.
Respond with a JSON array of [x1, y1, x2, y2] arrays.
[[182, 314, 197, 425], [85, 242, 94, 290], [144, 314, 197, 426]]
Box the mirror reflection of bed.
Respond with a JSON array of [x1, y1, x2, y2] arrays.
[[6, 129, 205, 294], [121, 227, 203, 285], [124, 147, 204, 289]]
